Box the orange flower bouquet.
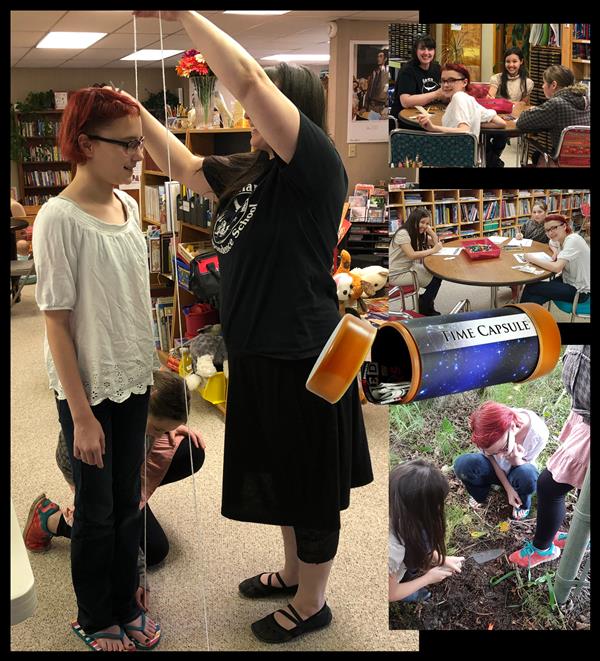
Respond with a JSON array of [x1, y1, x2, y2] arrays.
[[176, 49, 216, 128]]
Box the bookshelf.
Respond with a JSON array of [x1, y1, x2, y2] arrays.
[[141, 126, 251, 350], [387, 188, 590, 240], [561, 24, 591, 92], [15, 109, 74, 208]]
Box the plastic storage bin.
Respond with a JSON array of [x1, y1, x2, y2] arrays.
[[461, 237, 501, 260], [200, 372, 227, 404], [183, 304, 219, 339]]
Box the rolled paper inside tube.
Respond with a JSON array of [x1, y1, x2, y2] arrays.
[[306, 304, 561, 405]]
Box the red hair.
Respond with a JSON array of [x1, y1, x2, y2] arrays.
[[442, 63, 471, 92], [544, 213, 573, 235], [58, 87, 140, 165], [470, 401, 517, 449]]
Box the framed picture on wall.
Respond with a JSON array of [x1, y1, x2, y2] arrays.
[[348, 41, 393, 143], [54, 91, 69, 110]]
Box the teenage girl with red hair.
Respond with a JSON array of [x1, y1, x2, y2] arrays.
[[521, 214, 590, 307], [32, 87, 160, 651], [416, 63, 507, 141], [453, 401, 549, 519]]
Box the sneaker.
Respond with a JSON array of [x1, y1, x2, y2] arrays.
[[468, 496, 485, 510], [508, 541, 560, 568], [23, 493, 60, 552], [553, 531, 590, 551], [512, 506, 530, 520]]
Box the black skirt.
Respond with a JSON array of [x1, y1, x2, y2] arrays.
[[221, 353, 373, 530]]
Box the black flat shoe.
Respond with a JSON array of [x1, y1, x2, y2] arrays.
[[239, 572, 298, 598], [251, 602, 332, 644]]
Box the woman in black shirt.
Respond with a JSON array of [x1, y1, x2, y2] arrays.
[[391, 34, 444, 124], [132, 10, 373, 645]]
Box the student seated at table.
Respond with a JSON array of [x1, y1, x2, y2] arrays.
[[509, 200, 549, 300], [416, 64, 507, 145], [390, 34, 444, 125], [486, 47, 534, 168], [516, 65, 590, 165], [520, 214, 590, 308], [389, 208, 442, 316]]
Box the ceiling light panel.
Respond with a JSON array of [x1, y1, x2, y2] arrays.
[[121, 49, 184, 61], [36, 32, 107, 49]]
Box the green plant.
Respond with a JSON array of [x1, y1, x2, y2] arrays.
[[10, 105, 27, 162], [142, 89, 180, 122], [15, 90, 55, 111]]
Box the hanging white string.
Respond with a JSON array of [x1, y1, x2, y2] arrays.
[[157, 12, 211, 652], [132, 11, 150, 623]]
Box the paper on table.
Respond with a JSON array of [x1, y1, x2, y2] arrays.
[[507, 237, 533, 247], [512, 265, 545, 275], [487, 235, 509, 245], [527, 251, 553, 262], [514, 253, 527, 264], [432, 247, 463, 256]]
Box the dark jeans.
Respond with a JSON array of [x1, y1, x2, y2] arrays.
[[57, 391, 150, 635], [520, 275, 589, 306], [533, 469, 574, 550], [486, 134, 508, 167], [420, 276, 443, 309], [58, 437, 206, 568], [140, 438, 205, 565], [453, 453, 539, 510]]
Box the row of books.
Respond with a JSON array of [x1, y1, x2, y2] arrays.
[[21, 193, 52, 205], [20, 120, 61, 137], [500, 201, 517, 217], [388, 23, 431, 60], [573, 24, 591, 40], [144, 182, 214, 231], [572, 44, 591, 61], [23, 144, 64, 162], [151, 296, 174, 351], [460, 203, 479, 222], [24, 169, 71, 187], [434, 204, 458, 225]]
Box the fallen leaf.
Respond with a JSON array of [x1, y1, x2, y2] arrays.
[[498, 521, 510, 533], [470, 531, 486, 538]]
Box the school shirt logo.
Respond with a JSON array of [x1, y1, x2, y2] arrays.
[[421, 77, 439, 93], [212, 183, 259, 255]]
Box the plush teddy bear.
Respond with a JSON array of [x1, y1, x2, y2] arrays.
[[333, 271, 354, 314], [184, 324, 229, 392], [350, 265, 389, 297], [334, 249, 374, 313]]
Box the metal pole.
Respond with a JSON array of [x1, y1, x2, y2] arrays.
[[554, 462, 591, 604]]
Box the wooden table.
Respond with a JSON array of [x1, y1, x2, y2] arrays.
[[423, 238, 553, 308], [399, 102, 532, 166], [10, 217, 29, 261]]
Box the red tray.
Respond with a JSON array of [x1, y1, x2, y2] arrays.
[[461, 237, 501, 260]]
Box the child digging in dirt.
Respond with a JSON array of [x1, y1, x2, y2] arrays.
[[454, 402, 548, 520], [389, 459, 464, 602]]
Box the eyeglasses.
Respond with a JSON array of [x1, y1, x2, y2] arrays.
[[441, 77, 466, 85], [483, 432, 510, 456], [86, 134, 145, 154], [544, 224, 564, 235]]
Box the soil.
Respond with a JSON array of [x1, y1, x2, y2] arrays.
[[389, 391, 591, 631]]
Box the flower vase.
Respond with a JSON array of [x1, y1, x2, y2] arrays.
[[191, 75, 217, 129]]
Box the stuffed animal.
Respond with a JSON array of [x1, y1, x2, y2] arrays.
[[350, 265, 389, 297], [184, 324, 229, 392], [334, 249, 372, 313], [333, 272, 354, 314]]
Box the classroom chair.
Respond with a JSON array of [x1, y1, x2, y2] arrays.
[[549, 291, 591, 322], [388, 268, 419, 313], [389, 128, 479, 167], [524, 126, 590, 168], [10, 258, 35, 308]]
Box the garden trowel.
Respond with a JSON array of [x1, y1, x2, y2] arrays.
[[468, 548, 505, 564]]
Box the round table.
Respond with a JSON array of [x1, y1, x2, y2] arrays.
[[423, 238, 553, 308], [399, 102, 532, 166]]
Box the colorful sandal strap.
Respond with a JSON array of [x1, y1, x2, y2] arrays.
[[123, 611, 147, 633]]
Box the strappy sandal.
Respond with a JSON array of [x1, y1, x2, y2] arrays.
[[71, 621, 135, 652], [238, 571, 299, 598], [123, 612, 161, 650], [251, 602, 332, 644]]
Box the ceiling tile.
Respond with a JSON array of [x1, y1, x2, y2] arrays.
[[10, 11, 66, 32], [89, 33, 157, 50], [10, 32, 46, 48], [11, 47, 30, 66], [50, 10, 133, 32]]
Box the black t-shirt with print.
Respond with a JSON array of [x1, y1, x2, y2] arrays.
[[202, 111, 347, 359], [391, 61, 442, 119]]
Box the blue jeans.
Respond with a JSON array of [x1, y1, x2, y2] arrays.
[[453, 453, 539, 510], [520, 275, 590, 307]]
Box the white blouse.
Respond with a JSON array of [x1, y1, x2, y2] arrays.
[[33, 189, 156, 405], [442, 91, 497, 138]]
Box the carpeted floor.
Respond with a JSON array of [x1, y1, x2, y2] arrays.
[[10, 284, 418, 652]]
